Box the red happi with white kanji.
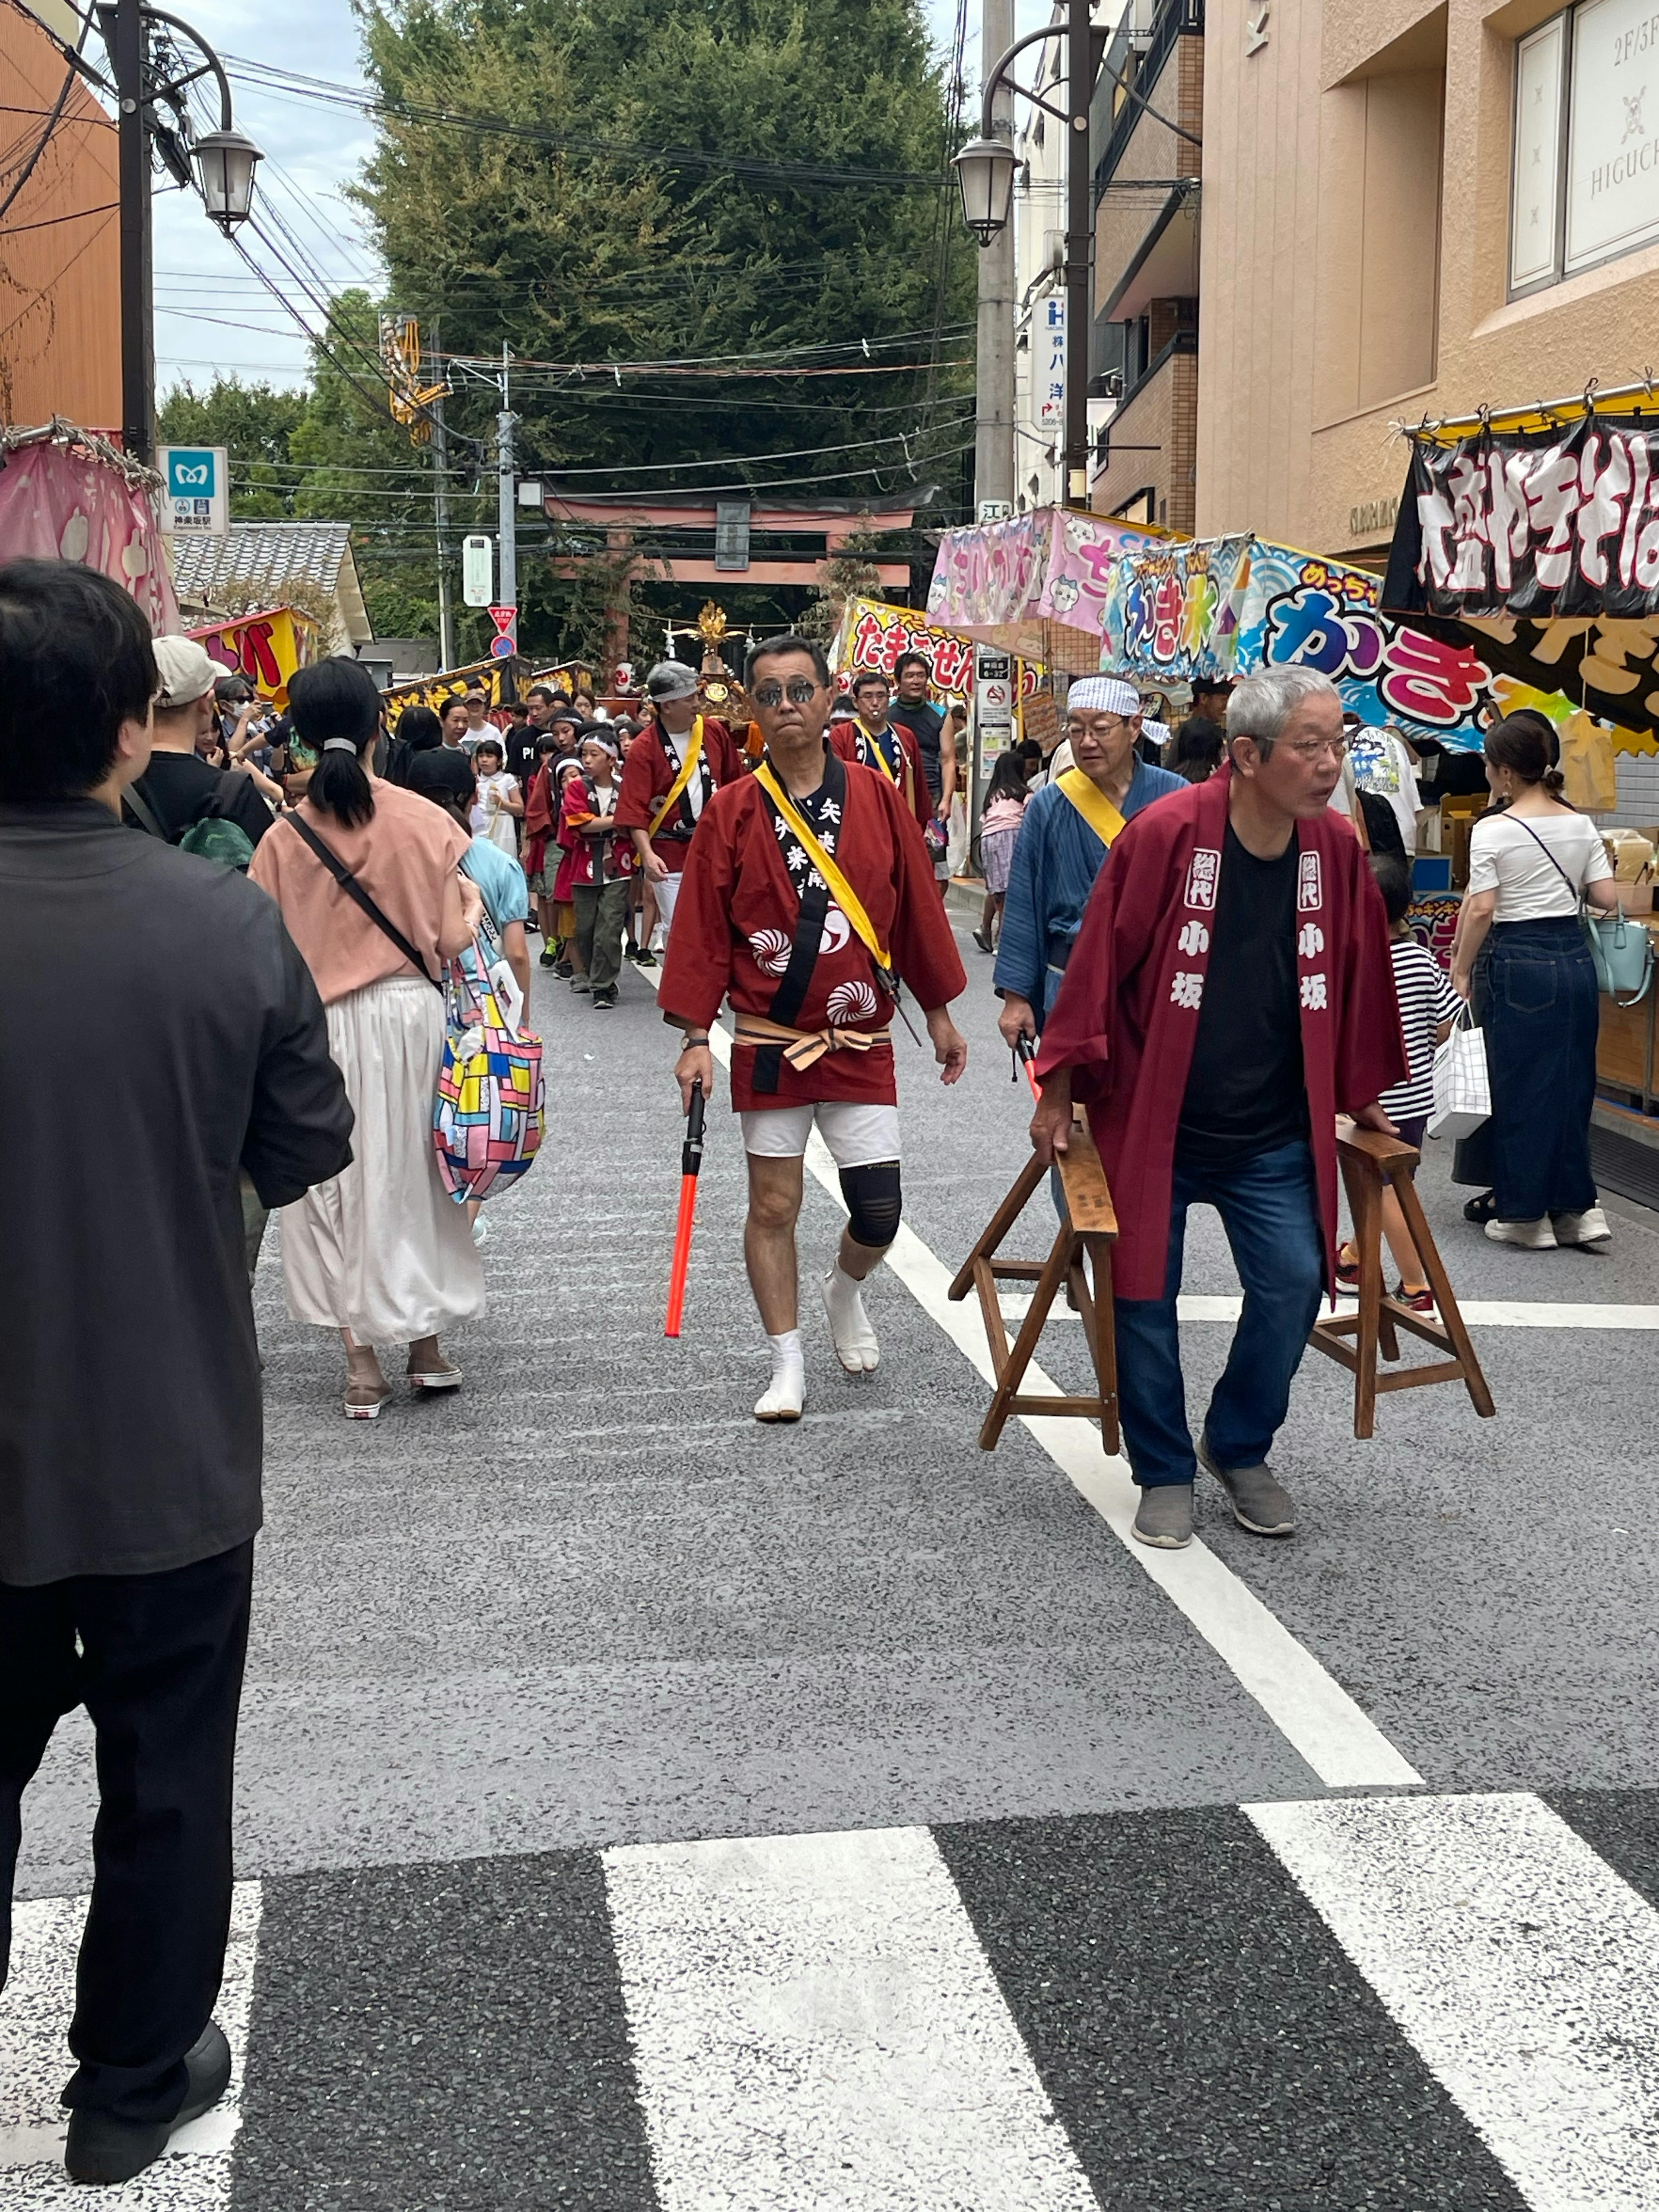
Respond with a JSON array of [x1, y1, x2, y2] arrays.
[[1034, 767, 1406, 1300]]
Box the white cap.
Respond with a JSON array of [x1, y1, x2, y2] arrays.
[[1065, 675, 1141, 717], [152, 634, 218, 706]]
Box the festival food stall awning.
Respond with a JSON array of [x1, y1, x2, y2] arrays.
[[1095, 532, 1497, 750], [188, 606, 320, 708], [1382, 389, 1659, 756], [925, 507, 1163, 671], [0, 419, 178, 632]]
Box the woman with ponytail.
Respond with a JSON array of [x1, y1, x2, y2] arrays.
[[249, 657, 487, 1414], [1449, 714, 1621, 1252]]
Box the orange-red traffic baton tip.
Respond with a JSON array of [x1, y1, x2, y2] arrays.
[[1014, 1033, 1041, 1101], [664, 1076, 706, 1339]]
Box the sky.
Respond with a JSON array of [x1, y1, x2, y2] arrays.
[[148, 0, 1028, 395]]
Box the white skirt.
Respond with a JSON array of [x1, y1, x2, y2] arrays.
[[280, 975, 485, 1343]]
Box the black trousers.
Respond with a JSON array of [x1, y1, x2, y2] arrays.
[[0, 1540, 254, 2123]]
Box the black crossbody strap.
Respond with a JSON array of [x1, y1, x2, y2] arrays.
[[283, 810, 441, 988], [122, 782, 168, 841], [1509, 814, 1585, 898]]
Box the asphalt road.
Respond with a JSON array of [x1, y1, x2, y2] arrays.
[[6, 905, 1659, 2209]]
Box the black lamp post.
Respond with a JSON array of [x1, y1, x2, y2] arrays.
[[954, 0, 1096, 509], [110, 0, 263, 463]]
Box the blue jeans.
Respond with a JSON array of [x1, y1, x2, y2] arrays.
[[1114, 1138, 1324, 1488]]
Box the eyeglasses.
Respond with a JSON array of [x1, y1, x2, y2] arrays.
[[1280, 735, 1348, 763], [752, 679, 822, 708]]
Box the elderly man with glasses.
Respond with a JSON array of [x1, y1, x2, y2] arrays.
[[995, 675, 1184, 1052], [659, 633, 967, 1423], [1029, 666, 1405, 1551]]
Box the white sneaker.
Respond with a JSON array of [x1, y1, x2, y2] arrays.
[[1552, 1206, 1612, 1249], [822, 1262, 880, 1373], [1484, 1216, 1557, 1249]]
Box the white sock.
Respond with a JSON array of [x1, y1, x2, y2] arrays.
[[822, 1258, 880, 1373], [755, 1328, 805, 1421]]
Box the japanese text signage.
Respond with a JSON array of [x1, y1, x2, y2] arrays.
[[1393, 412, 1659, 617], [158, 446, 228, 537], [1038, 296, 1065, 431]]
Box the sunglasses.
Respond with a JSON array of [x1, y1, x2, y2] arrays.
[[751, 679, 822, 709]]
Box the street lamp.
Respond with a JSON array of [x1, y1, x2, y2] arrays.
[[106, 0, 265, 461], [960, 0, 1098, 508], [190, 128, 264, 233], [953, 136, 1018, 247]]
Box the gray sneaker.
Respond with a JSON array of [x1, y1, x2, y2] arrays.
[[1197, 1434, 1297, 1536], [1132, 1482, 1194, 1549]]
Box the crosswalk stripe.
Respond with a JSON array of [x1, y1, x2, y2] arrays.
[[1249, 1792, 1659, 2212], [661, 985, 1419, 1792], [602, 1825, 1100, 2212], [0, 1883, 261, 2202]]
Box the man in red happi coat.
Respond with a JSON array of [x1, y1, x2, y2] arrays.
[[661, 634, 967, 1422], [615, 659, 744, 962], [1032, 666, 1406, 1551], [828, 670, 934, 834]]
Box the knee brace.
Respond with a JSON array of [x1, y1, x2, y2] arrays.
[[839, 1159, 903, 1249]]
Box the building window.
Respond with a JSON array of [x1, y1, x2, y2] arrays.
[[1512, 1, 1659, 296]]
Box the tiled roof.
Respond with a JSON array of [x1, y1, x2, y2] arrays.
[[167, 519, 353, 601]]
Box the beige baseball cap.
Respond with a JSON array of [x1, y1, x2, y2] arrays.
[[152, 634, 219, 707]]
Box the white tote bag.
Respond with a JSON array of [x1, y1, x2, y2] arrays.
[[1428, 1004, 1491, 1139]]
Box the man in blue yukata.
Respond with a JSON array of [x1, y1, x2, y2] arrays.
[[995, 675, 1185, 1050]]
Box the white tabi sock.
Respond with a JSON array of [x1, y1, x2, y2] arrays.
[[822, 1259, 880, 1373], [755, 1328, 805, 1422]]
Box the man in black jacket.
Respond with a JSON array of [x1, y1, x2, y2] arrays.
[[0, 559, 355, 2187]]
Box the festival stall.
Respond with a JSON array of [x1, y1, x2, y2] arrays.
[[1383, 393, 1659, 1116], [188, 606, 320, 707], [925, 506, 1164, 671], [0, 420, 178, 630]]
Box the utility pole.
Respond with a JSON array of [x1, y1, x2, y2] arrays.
[[496, 343, 518, 644], [1063, 0, 1093, 509], [973, 0, 1015, 517], [428, 321, 455, 670], [115, 0, 154, 463]]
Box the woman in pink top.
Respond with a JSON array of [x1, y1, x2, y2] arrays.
[[248, 659, 485, 1416]]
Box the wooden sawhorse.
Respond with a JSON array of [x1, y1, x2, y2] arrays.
[[948, 1111, 1119, 1452], [1307, 1124, 1496, 1439]]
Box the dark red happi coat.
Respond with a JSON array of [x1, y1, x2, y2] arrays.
[[1034, 768, 1407, 1300], [660, 754, 965, 1111]]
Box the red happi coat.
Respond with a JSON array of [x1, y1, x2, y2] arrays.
[[559, 770, 635, 887], [1033, 768, 1406, 1300], [614, 713, 743, 870], [659, 751, 966, 1111], [829, 720, 933, 830]]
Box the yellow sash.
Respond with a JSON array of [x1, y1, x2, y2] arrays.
[[858, 725, 915, 813], [1055, 766, 1127, 848], [753, 757, 895, 984], [647, 715, 705, 837]]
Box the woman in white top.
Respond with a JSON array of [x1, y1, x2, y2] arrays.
[[1449, 715, 1620, 1250]]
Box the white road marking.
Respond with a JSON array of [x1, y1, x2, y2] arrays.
[[1002, 1293, 1659, 1329], [664, 995, 1418, 1790], [1249, 1792, 1659, 2212], [603, 1824, 1100, 2212], [0, 1882, 261, 2200]]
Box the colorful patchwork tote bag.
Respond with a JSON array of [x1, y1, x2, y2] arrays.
[[434, 936, 545, 1202]]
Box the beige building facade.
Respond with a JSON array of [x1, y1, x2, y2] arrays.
[[1197, 0, 1659, 563]]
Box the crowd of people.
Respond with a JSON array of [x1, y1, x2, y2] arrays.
[[0, 544, 1628, 2187]]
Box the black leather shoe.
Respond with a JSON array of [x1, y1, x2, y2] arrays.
[[64, 2021, 232, 2186]]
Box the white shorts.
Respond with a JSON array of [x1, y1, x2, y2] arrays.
[[652, 869, 681, 933], [741, 1101, 901, 1168]]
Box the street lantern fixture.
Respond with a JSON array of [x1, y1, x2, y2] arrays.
[[953, 135, 1017, 247], [190, 127, 263, 233]]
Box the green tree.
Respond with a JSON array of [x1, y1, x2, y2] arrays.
[[354, 0, 973, 653], [155, 379, 308, 520]]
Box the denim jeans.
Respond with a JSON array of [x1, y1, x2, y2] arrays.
[[1114, 1138, 1324, 1488], [1450, 918, 1599, 1220]]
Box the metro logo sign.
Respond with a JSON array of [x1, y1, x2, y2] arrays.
[[158, 446, 228, 537]]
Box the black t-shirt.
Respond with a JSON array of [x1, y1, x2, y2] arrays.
[[502, 722, 540, 785], [129, 750, 273, 849], [890, 699, 944, 802], [1176, 823, 1306, 1168]]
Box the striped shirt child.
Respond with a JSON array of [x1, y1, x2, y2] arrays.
[[1379, 933, 1460, 1124]]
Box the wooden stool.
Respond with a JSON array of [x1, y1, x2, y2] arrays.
[[948, 1111, 1119, 1452], [1307, 1123, 1496, 1439]]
